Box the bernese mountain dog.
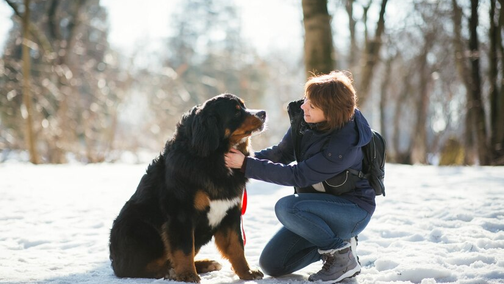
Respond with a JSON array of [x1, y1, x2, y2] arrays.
[[109, 94, 265, 283]]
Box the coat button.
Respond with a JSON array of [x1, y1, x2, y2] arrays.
[[339, 155, 343, 159], [327, 153, 332, 157]]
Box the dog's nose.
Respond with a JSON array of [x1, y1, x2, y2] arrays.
[[256, 110, 266, 121]]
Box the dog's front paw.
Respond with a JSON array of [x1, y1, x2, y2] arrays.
[[239, 269, 264, 280], [167, 268, 201, 283], [177, 272, 201, 283]]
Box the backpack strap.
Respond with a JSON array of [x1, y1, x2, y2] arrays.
[[347, 168, 366, 179], [287, 99, 306, 162]]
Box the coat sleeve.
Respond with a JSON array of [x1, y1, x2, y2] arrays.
[[245, 145, 360, 188], [253, 128, 295, 164]]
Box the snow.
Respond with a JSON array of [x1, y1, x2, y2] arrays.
[[1, 163, 503, 284]]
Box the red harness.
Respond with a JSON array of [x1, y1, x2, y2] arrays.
[[241, 188, 247, 245]]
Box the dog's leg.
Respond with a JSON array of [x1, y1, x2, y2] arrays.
[[167, 250, 200, 283], [214, 218, 263, 280], [162, 223, 201, 283]]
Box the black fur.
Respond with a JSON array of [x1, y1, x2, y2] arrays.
[[109, 94, 265, 283]]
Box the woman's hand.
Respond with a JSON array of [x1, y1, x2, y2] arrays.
[[225, 148, 246, 169]]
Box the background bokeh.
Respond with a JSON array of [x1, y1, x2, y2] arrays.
[[1, 0, 502, 166]]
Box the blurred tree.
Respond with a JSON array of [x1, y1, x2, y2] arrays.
[[377, 1, 466, 165], [302, 0, 334, 77], [21, 0, 39, 164], [391, 52, 414, 164], [345, 0, 358, 69], [410, 2, 443, 164], [489, 0, 504, 164], [468, 0, 489, 165], [1, 0, 502, 166], [1, 0, 129, 163], [378, 47, 393, 146], [127, 0, 269, 151], [452, 0, 475, 165], [355, 0, 388, 107]]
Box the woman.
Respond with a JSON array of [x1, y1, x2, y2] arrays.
[[225, 71, 375, 283]]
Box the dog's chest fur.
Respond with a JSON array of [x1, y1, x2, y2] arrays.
[[205, 197, 241, 228]]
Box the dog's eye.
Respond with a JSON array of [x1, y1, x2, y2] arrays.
[[235, 111, 241, 117]]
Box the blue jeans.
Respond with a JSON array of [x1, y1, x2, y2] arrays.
[[259, 193, 371, 277]]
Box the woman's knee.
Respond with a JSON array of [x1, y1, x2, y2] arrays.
[[274, 195, 297, 220], [275, 195, 292, 211], [352, 213, 371, 235], [259, 249, 285, 277]]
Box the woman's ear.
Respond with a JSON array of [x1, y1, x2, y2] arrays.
[[191, 111, 220, 157]]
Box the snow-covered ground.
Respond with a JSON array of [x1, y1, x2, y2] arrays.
[[1, 163, 503, 284]]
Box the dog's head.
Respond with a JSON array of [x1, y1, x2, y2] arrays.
[[190, 93, 266, 157]]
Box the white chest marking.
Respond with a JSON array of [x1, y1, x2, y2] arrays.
[[207, 197, 241, 228]]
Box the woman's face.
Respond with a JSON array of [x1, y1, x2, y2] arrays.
[[301, 97, 326, 124]]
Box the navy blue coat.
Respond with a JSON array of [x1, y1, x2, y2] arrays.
[[244, 103, 376, 214]]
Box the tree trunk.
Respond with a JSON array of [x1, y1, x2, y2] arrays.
[[379, 54, 393, 147], [469, 0, 490, 165], [411, 35, 432, 164], [498, 0, 504, 164], [357, 0, 388, 107], [489, 0, 504, 164], [48, 0, 86, 163], [5, 0, 55, 55], [452, 0, 475, 165], [22, 0, 39, 164], [392, 61, 413, 164], [345, 0, 358, 68], [302, 0, 334, 77]]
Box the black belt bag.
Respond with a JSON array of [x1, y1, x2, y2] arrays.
[[295, 169, 364, 196], [322, 169, 362, 195]]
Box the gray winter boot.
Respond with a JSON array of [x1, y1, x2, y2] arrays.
[[308, 242, 361, 283], [350, 236, 360, 266]]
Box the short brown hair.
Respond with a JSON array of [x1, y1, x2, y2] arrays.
[[304, 71, 357, 131]]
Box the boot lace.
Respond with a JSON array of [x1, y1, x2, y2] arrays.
[[321, 254, 336, 271]]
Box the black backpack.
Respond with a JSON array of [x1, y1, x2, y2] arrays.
[[358, 130, 386, 196], [325, 130, 386, 196]]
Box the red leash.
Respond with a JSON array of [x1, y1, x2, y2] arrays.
[[242, 187, 248, 215], [241, 187, 247, 245]]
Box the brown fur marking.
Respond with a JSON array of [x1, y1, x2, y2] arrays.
[[194, 191, 210, 211], [229, 115, 263, 146], [234, 140, 250, 155], [145, 257, 170, 278], [161, 223, 171, 253]]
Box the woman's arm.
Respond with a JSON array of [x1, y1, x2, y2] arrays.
[[253, 128, 295, 163], [243, 146, 359, 188]]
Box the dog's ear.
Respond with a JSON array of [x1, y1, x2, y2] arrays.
[[191, 111, 220, 157]]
